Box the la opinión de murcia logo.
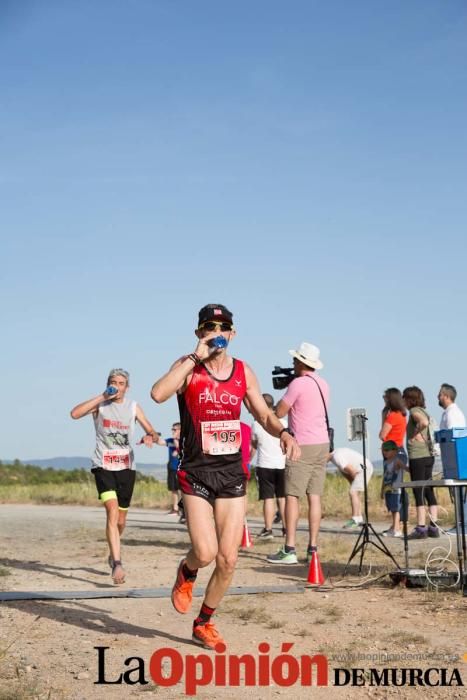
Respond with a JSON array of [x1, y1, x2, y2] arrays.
[[95, 643, 328, 695], [94, 645, 464, 695]]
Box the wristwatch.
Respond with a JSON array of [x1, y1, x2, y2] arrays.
[[279, 427, 295, 438]]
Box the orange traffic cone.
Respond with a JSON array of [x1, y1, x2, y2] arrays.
[[307, 550, 325, 585], [241, 518, 253, 548]]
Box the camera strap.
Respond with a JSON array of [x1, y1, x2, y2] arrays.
[[305, 375, 331, 433]]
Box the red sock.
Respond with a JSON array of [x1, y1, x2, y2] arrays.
[[194, 602, 215, 627]]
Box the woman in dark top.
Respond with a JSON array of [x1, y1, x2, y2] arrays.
[[402, 386, 438, 539]]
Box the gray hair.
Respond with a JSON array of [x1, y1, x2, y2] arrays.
[[107, 368, 130, 384], [440, 383, 457, 402]]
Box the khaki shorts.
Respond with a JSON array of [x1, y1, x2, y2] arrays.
[[285, 443, 329, 497], [350, 464, 373, 493]]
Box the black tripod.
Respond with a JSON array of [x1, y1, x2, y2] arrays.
[[344, 415, 400, 574]]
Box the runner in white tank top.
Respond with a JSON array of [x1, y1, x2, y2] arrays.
[[71, 368, 158, 585]]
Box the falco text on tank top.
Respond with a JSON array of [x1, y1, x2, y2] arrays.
[[92, 398, 137, 470], [178, 358, 247, 471]]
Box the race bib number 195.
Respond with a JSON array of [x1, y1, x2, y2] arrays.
[[201, 420, 241, 456]]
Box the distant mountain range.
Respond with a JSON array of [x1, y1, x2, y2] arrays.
[[4, 456, 388, 475]]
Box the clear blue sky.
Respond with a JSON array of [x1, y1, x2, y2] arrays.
[[2, 0, 467, 463]]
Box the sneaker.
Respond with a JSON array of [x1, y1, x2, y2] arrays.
[[192, 622, 225, 650], [383, 529, 402, 538], [171, 559, 195, 614], [266, 547, 298, 564], [407, 527, 428, 540], [428, 526, 440, 538], [343, 519, 361, 529], [166, 509, 179, 516], [179, 514, 187, 524], [447, 527, 458, 536], [282, 527, 287, 537], [382, 528, 395, 537], [257, 528, 274, 541], [273, 511, 282, 524]]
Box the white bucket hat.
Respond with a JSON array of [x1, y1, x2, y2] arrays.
[[289, 342, 324, 370]]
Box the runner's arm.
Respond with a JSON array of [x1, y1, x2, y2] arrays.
[[70, 394, 106, 420], [243, 364, 300, 460], [135, 405, 158, 447], [151, 357, 195, 403], [151, 331, 223, 403]]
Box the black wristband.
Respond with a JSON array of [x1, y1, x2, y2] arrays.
[[279, 427, 294, 438], [187, 353, 201, 365]]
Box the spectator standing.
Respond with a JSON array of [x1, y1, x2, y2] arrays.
[[438, 384, 466, 535], [402, 386, 438, 539], [438, 384, 466, 430], [251, 394, 287, 540], [267, 342, 330, 564], [329, 447, 374, 528], [380, 440, 405, 537], [155, 422, 182, 517], [379, 387, 408, 463]]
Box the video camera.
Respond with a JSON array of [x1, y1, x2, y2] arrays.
[[272, 366, 295, 391]]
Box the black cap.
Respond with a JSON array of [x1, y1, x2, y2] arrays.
[[198, 303, 233, 326]]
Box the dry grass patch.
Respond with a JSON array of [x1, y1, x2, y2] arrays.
[[321, 604, 343, 620], [227, 604, 285, 627], [387, 630, 427, 645], [267, 620, 285, 629]]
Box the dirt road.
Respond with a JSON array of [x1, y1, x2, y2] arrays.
[[0, 504, 465, 699]]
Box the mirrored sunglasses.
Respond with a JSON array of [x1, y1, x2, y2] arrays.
[[198, 321, 233, 332]]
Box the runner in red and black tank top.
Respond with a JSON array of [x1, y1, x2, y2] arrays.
[[178, 359, 247, 471], [150, 303, 300, 651]]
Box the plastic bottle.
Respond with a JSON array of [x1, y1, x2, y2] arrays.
[[106, 386, 118, 396], [208, 336, 228, 350]]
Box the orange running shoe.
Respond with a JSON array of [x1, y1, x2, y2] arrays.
[[171, 559, 195, 614], [192, 622, 225, 650]]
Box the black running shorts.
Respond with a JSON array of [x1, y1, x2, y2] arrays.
[[255, 466, 286, 500], [91, 467, 136, 509], [167, 467, 180, 492], [177, 466, 247, 506]]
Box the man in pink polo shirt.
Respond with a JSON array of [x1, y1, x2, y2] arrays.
[[267, 342, 330, 564]]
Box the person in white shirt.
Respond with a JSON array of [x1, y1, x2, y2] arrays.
[[438, 384, 466, 430], [328, 447, 374, 528], [438, 384, 466, 535], [251, 394, 287, 540]]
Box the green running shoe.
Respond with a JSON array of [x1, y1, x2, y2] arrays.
[[266, 547, 298, 564]]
